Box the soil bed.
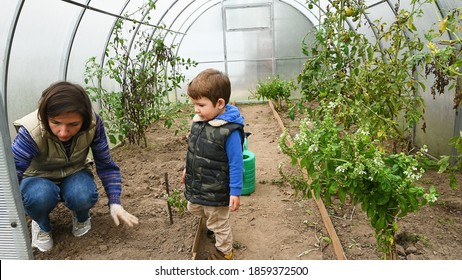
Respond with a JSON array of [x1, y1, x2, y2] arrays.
[[33, 103, 462, 260]]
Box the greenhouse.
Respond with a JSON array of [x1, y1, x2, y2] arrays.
[[1, 0, 461, 262]]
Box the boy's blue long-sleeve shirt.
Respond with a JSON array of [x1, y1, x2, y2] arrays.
[[216, 104, 245, 196]]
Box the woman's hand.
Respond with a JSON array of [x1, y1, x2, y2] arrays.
[[109, 204, 139, 227]]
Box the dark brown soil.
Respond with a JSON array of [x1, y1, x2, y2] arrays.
[[32, 103, 462, 261]]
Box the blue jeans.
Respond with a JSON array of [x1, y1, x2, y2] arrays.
[[20, 170, 99, 232]]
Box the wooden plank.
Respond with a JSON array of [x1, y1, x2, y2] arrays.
[[268, 100, 347, 260], [191, 217, 205, 260]]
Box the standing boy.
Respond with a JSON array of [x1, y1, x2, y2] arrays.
[[183, 68, 244, 260]]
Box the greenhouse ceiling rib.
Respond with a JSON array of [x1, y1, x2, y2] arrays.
[[60, 0, 180, 30], [95, 0, 131, 75], [1, 0, 24, 117], [168, 0, 220, 50], [61, 0, 91, 80]]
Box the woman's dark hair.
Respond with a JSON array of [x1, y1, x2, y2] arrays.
[[38, 81, 93, 133]]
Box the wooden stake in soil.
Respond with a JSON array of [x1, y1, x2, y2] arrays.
[[164, 172, 174, 225]]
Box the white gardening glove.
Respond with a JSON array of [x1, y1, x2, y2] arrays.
[[109, 204, 139, 227]]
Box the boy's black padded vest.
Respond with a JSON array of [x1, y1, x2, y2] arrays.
[[184, 120, 244, 206]]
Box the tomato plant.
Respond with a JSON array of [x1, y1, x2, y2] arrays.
[[281, 0, 443, 259], [84, 1, 197, 147], [250, 75, 296, 111], [279, 101, 438, 259]]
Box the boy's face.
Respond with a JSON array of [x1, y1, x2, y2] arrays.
[[190, 96, 225, 121]]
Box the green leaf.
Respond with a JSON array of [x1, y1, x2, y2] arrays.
[[367, 46, 374, 60], [376, 192, 390, 205], [338, 187, 347, 203], [376, 215, 386, 231], [367, 205, 375, 219], [109, 135, 117, 145], [449, 173, 457, 190], [437, 156, 450, 173]]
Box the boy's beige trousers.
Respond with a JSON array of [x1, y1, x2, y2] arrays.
[[188, 202, 233, 255]]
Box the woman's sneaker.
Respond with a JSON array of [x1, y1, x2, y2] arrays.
[[72, 212, 91, 237], [31, 220, 53, 252]]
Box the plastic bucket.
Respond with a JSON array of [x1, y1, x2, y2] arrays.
[[241, 149, 256, 195]]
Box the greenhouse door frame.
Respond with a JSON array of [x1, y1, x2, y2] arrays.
[[222, 3, 275, 75]]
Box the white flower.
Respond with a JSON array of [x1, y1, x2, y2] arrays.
[[308, 144, 318, 152], [357, 128, 370, 136], [373, 157, 383, 166], [420, 145, 428, 153], [424, 193, 438, 203], [335, 165, 346, 173]]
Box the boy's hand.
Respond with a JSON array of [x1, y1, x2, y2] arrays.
[[229, 195, 240, 212]]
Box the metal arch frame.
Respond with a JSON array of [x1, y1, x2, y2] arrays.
[[0, 0, 33, 259], [1, 0, 25, 123], [159, 0, 221, 101], [158, 0, 198, 45], [165, 0, 315, 100], [94, 0, 131, 108], [119, 2, 153, 93], [281, 0, 322, 26], [169, 0, 220, 57], [61, 0, 92, 80], [436, 0, 461, 31], [151, 0, 183, 36], [4, 0, 455, 120], [61, 0, 185, 82], [0, 94, 33, 260], [143, 0, 195, 103]]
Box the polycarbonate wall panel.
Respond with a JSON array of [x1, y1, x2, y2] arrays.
[[274, 1, 313, 58], [227, 60, 273, 101], [2, 0, 459, 158], [176, 0, 312, 103], [226, 30, 273, 61], [399, 1, 457, 156], [275, 59, 305, 80], [66, 0, 130, 86], [415, 82, 457, 157], [171, 61, 226, 103], [7, 0, 81, 135], [176, 4, 224, 63], [224, 0, 273, 5], [224, 4, 272, 62], [412, 1, 457, 156], [226, 5, 271, 30]]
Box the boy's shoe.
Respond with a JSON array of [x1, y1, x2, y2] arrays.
[[31, 220, 53, 252], [208, 248, 234, 260], [72, 212, 91, 237]]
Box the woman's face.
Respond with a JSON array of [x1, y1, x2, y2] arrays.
[[48, 112, 83, 142]]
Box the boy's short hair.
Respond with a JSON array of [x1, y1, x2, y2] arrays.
[[187, 68, 231, 105]]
